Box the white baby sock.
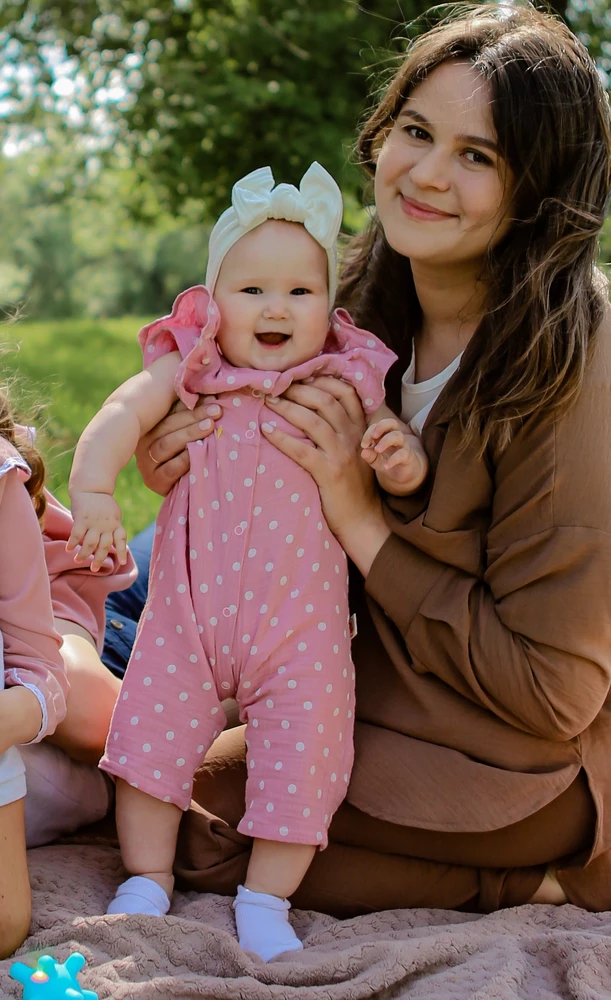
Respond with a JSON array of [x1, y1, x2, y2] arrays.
[[233, 884, 303, 962], [106, 875, 171, 916]]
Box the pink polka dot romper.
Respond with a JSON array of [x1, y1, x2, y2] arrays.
[[101, 285, 396, 847]]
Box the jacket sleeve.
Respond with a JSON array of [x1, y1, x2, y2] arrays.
[[0, 470, 68, 741], [43, 488, 138, 651], [365, 390, 611, 743]]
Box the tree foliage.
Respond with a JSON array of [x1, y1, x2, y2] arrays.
[[0, 146, 213, 318], [1, 0, 609, 319], [0, 0, 431, 216]]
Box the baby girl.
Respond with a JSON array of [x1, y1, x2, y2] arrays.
[[68, 162, 428, 961]]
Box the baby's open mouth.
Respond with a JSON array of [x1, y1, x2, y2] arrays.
[[255, 333, 291, 346]]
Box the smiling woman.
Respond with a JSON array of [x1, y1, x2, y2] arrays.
[[375, 61, 513, 268], [170, 2, 611, 916]]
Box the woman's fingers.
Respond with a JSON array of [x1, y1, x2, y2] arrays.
[[296, 377, 367, 429], [146, 404, 219, 464], [136, 397, 221, 496], [273, 383, 365, 439], [265, 394, 340, 452], [144, 450, 192, 497], [261, 420, 317, 472]]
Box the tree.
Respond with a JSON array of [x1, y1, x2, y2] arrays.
[[0, 0, 431, 216]]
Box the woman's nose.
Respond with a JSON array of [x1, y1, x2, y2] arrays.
[[409, 147, 451, 191]]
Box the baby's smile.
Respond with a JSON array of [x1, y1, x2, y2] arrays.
[[255, 332, 292, 347]]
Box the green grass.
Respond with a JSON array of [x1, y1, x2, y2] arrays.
[[2, 315, 162, 538]]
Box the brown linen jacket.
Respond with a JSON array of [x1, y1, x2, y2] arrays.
[[348, 317, 611, 864]]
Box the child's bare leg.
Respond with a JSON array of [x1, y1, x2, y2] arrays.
[[106, 779, 181, 915], [0, 798, 31, 958], [48, 622, 120, 765], [246, 839, 315, 897], [234, 839, 316, 961]]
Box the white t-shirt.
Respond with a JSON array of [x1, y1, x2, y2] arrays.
[[401, 346, 463, 435]]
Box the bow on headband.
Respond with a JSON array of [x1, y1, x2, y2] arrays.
[[205, 161, 343, 300]]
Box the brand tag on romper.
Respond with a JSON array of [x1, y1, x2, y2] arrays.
[[349, 613, 358, 639]]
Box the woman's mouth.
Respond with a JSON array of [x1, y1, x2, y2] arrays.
[[400, 194, 456, 221], [255, 333, 291, 347]]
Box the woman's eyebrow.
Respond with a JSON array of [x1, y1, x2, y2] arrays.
[[397, 108, 500, 154]]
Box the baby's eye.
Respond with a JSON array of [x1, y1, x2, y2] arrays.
[[290, 288, 311, 296], [241, 287, 262, 294]]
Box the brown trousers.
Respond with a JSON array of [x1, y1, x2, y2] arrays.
[[174, 725, 597, 917]]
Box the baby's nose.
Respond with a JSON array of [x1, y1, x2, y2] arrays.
[[263, 297, 289, 318]]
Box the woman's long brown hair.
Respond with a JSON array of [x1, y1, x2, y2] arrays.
[[338, 3, 611, 453], [0, 389, 47, 523]]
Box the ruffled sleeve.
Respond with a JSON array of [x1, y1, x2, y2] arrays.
[[312, 308, 397, 416], [139, 292, 396, 413], [248, 308, 397, 415], [0, 436, 30, 483], [0, 437, 67, 742], [138, 285, 223, 408], [11, 418, 138, 649]]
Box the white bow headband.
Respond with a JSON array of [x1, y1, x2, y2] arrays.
[[205, 161, 343, 301]]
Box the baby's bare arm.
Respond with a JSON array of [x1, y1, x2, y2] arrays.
[[362, 404, 429, 496], [68, 352, 181, 568], [70, 352, 181, 495]]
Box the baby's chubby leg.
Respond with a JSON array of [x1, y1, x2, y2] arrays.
[[246, 837, 316, 898], [233, 839, 315, 961], [106, 779, 181, 916]]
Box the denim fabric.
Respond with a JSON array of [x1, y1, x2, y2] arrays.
[[101, 523, 154, 678]]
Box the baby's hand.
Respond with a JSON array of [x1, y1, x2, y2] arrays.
[[361, 418, 429, 496], [67, 491, 128, 571]]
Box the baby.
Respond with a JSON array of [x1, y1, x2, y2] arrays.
[[68, 163, 428, 961]]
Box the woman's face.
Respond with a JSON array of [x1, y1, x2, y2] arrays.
[[374, 60, 514, 268]]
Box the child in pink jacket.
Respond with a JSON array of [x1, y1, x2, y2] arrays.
[[0, 419, 67, 958], [0, 403, 136, 957], [68, 163, 428, 961], [0, 436, 68, 798]]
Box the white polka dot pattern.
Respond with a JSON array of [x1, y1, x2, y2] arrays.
[[100, 289, 393, 845]]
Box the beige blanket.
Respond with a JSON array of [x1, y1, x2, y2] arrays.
[[1, 844, 611, 998]]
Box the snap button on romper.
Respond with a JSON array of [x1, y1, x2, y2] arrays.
[[101, 286, 396, 847]]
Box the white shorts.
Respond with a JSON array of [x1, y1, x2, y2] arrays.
[[0, 633, 26, 807], [0, 745, 26, 807]]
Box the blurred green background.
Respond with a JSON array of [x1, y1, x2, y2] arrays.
[[0, 0, 609, 535]]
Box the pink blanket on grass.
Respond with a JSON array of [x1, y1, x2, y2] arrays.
[[2, 843, 611, 998]]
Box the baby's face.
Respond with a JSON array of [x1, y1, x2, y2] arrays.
[[213, 220, 330, 372]]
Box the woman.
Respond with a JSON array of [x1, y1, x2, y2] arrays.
[[140, 3, 611, 912]]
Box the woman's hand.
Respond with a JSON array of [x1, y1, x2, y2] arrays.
[[261, 377, 391, 576], [136, 397, 222, 496]]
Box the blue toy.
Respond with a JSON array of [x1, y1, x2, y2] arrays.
[[10, 953, 98, 1000]]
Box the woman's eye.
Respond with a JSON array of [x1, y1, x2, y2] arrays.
[[404, 125, 431, 142], [464, 149, 493, 166], [290, 288, 310, 296], [241, 287, 262, 294]]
